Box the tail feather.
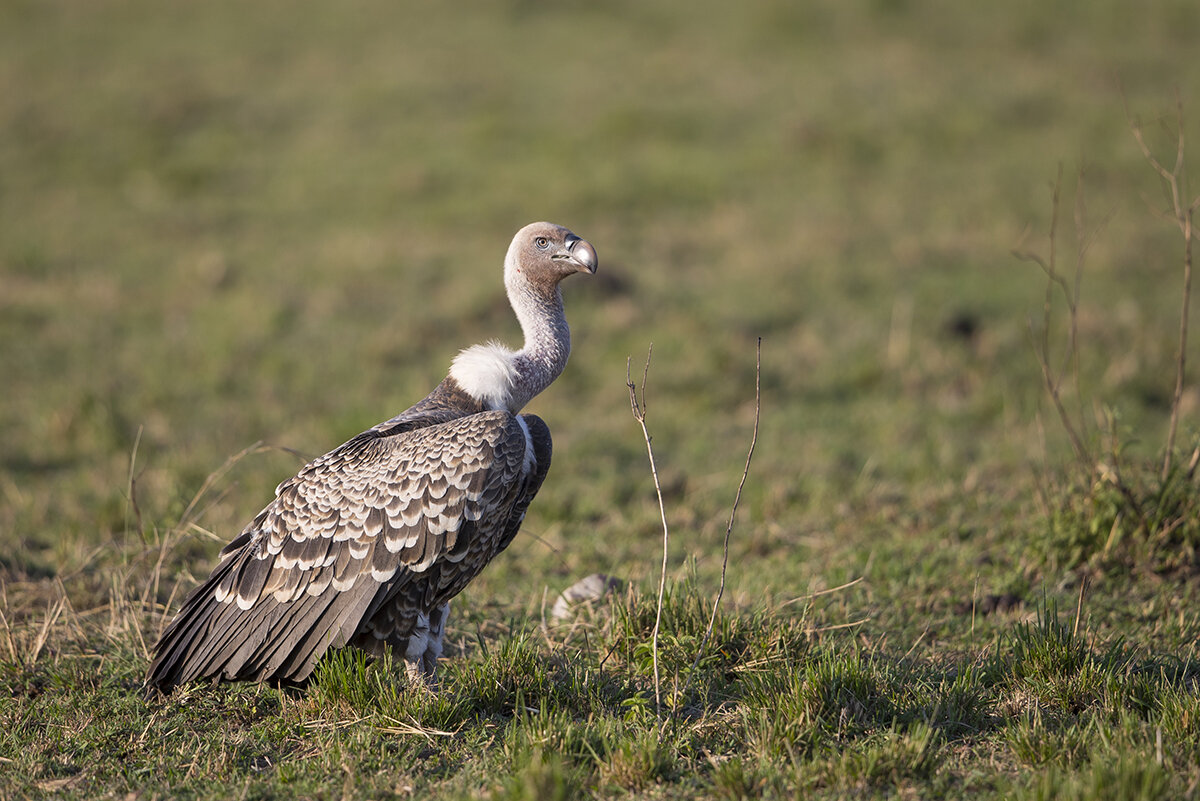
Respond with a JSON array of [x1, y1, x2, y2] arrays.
[[146, 555, 240, 693], [285, 581, 382, 679], [242, 591, 337, 681], [146, 552, 383, 693], [198, 597, 285, 681]]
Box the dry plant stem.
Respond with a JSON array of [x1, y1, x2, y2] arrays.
[[677, 338, 761, 715], [0, 605, 17, 664], [1126, 91, 1198, 480], [126, 425, 145, 540], [1012, 165, 1092, 466], [627, 345, 670, 717], [1072, 575, 1087, 638], [1070, 177, 1091, 432], [778, 576, 865, 609], [1015, 166, 1156, 534], [177, 440, 271, 530]]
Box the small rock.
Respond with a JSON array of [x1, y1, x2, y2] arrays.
[[550, 573, 624, 622]]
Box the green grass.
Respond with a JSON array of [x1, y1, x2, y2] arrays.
[[3, 0, 1200, 797], [4, 584, 1197, 798]]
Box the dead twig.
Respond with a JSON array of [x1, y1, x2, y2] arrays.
[[1013, 164, 1093, 467], [1014, 160, 1161, 546], [677, 338, 761, 712], [1125, 90, 1198, 480], [176, 440, 273, 531], [627, 345, 670, 718], [125, 425, 145, 541], [778, 576, 865, 609]]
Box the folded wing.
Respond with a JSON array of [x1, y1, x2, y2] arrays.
[[146, 409, 545, 692]]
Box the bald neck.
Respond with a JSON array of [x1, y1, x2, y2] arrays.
[[449, 270, 571, 414], [447, 222, 593, 415], [507, 274, 571, 408]]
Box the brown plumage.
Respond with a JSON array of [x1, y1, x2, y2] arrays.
[[147, 222, 597, 693]]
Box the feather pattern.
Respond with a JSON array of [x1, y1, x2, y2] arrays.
[[146, 222, 594, 694]]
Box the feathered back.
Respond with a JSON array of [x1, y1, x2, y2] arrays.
[[147, 394, 553, 690]]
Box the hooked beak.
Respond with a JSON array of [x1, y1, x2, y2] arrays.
[[558, 234, 598, 275]]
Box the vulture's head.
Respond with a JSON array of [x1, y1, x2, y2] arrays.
[[505, 222, 598, 294]]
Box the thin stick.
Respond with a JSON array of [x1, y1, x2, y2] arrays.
[[1126, 90, 1198, 479], [778, 575, 865, 609], [126, 425, 145, 541], [678, 338, 761, 713], [809, 618, 869, 633], [177, 441, 272, 529], [0, 606, 17, 664], [1072, 575, 1087, 639], [627, 345, 670, 717], [1013, 166, 1093, 466]]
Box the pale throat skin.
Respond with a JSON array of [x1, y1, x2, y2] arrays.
[[449, 222, 598, 413]]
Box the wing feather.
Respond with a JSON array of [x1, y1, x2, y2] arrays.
[[235, 555, 273, 610], [146, 409, 538, 692]]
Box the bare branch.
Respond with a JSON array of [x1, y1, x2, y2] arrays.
[[1125, 90, 1177, 186], [1028, 317, 1091, 465], [678, 338, 761, 713], [1018, 165, 1093, 467], [1128, 93, 1198, 477], [627, 345, 671, 718], [1041, 166, 1067, 396]]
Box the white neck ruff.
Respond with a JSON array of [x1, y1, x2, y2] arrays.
[[449, 342, 519, 412]]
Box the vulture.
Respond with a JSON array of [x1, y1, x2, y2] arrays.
[[146, 222, 597, 693]]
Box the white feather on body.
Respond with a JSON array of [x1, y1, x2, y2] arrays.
[[515, 415, 536, 476], [449, 341, 518, 411]]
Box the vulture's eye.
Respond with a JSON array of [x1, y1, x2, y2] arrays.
[[534, 237, 549, 250]]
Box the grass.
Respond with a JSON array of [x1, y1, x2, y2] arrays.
[[7, 584, 1195, 798], [3, 0, 1200, 797]]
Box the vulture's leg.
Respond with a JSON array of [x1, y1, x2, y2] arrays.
[[421, 602, 449, 677], [398, 604, 448, 685]]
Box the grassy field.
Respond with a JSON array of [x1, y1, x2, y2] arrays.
[[3, 0, 1200, 797]]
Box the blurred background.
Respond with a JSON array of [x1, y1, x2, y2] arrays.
[[2, 0, 1198, 624]]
